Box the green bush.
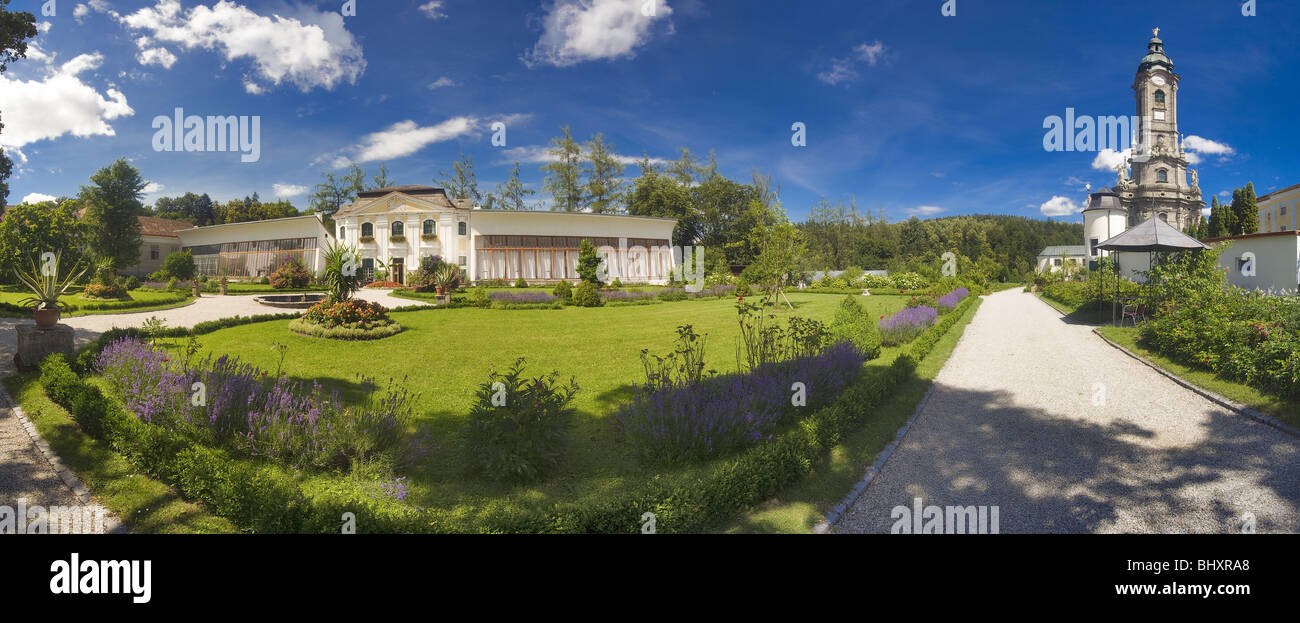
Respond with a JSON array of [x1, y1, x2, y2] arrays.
[[572, 281, 602, 307], [736, 279, 752, 297], [514, 277, 528, 288], [611, 278, 623, 289], [124, 276, 141, 290], [162, 251, 196, 281], [462, 358, 578, 484], [288, 318, 404, 340], [1041, 280, 1091, 308], [270, 259, 312, 289], [829, 296, 883, 360], [470, 286, 492, 308], [552, 280, 573, 301]]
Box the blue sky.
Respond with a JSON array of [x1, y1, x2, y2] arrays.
[[2, 0, 1297, 223]]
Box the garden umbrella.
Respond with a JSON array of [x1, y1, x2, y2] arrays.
[[1096, 216, 1211, 325]]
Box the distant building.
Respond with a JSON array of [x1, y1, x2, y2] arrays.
[[1203, 230, 1300, 293], [1257, 183, 1300, 233], [1035, 245, 1088, 273], [134, 216, 193, 277], [178, 214, 334, 278]]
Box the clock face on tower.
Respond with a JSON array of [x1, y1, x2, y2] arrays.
[[1151, 75, 1167, 86]]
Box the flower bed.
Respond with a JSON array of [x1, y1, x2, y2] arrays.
[[936, 287, 969, 310], [364, 281, 404, 289], [291, 299, 403, 340], [490, 291, 560, 304], [616, 342, 866, 462], [878, 305, 938, 346], [94, 338, 419, 469]]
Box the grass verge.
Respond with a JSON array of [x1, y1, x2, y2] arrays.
[[1096, 326, 1300, 429], [3, 373, 237, 533], [722, 296, 984, 533]]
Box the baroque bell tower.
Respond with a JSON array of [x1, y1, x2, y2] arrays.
[[1111, 29, 1205, 230]]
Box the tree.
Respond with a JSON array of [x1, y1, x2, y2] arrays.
[[744, 201, 805, 305], [369, 164, 393, 190], [0, 1, 38, 212], [625, 169, 696, 246], [667, 147, 702, 187], [153, 192, 216, 226], [1224, 188, 1243, 236], [542, 126, 583, 212], [1237, 182, 1259, 235], [583, 133, 624, 214], [79, 158, 146, 269], [1206, 196, 1224, 238], [576, 238, 603, 285], [495, 162, 535, 211], [435, 153, 481, 205], [0, 199, 85, 281], [310, 164, 366, 229], [162, 250, 195, 281]]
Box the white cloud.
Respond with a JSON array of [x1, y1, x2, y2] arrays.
[[418, 1, 447, 19], [137, 47, 177, 68], [331, 117, 479, 167], [525, 0, 674, 67], [1091, 148, 1131, 171], [1182, 135, 1234, 166], [0, 53, 134, 149], [243, 78, 266, 95], [143, 181, 165, 194], [1040, 196, 1081, 217], [819, 40, 888, 85], [272, 183, 308, 198], [74, 0, 114, 21], [427, 76, 456, 89], [119, 0, 365, 92], [904, 205, 944, 217], [37, 21, 53, 33], [21, 192, 58, 204], [500, 144, 668, 167]]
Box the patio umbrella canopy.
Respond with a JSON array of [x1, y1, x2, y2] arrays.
[[1096, 216, 1211, 252], [1094, 216, 1210, 326]]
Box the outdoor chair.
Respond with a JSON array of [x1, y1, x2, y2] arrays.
[[1121, 302, 1146, 327]]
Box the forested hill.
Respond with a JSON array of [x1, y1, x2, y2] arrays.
[[800, 212, 1084, 280]]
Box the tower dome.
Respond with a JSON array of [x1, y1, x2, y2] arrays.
[[1139, 29, 1174, 73]]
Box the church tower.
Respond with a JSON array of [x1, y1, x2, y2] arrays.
[[1111, 29, 1205, 231]]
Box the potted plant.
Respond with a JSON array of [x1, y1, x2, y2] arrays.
[[14, 251, 89, 329], [219, 276, 229, 295], [434, 264, 459, 299]]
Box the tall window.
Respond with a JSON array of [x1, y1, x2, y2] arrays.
[[423, 219, 435, 236], [361, 222, 374, 238], [391, 221, 404, 237], [339, 226, 345, 239], [458, 222, 467, 236], [1089, 238, 1099, 257], [1156, 169, 1168, 183], [1154, 89, 1165, 104]]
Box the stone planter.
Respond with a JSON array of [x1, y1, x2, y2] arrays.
[[192, 284, 201, 297], [15, 323, 74, 370], [220, 282, 228, 295]]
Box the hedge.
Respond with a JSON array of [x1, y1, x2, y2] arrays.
[[288, 318, 405, 340], [40, 295, 981, 533], [0, 291, 193, 317]]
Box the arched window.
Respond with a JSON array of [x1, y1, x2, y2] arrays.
[[338, 226, 345, 239], [391, 221, 404, 237], [1159, 213, 1168, 223], [1156, 169, 1168, 183], [458, 222, 467, 236], [361, 222, 374, 238], [423, 219, 435, 236], [1154, 90, 1165, 104]]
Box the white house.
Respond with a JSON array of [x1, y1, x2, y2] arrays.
[[1035, 245, 1088, 273], [179, 214, 334, 278], [1203, 230, 1300, 293], [331, 186, 679, 285]]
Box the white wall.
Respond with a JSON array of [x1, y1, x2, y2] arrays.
[[177, 215, 333, 273], [1211, 233, 1300, 293]]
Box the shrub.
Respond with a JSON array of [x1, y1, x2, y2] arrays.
[[829, 296, 882, 359], [576, 239, 603, 285], [83, 282, 128, 299], [616, 342, 866, 462], [735, 278, 752, 297], [162, 251, 196, 281], [470, 286, 492, 308], [289, 318, 404, 340], [513, 277, 529, 288], [936, 287, 970, 311], [735, 298, 830, 370], [258, 276, 271, 285], [890, 272, 929, 290], [656, 288, 689, 302], [879, 306, 938, 346], [490, 291, 559, 304], [840, 266, 865, 285], [124, 276, 141, 290], [1041, 281, 1091, 308], [462, 358, 578, 484], [611, 278, 623, 289], [270, 259, 311, 289], [166, 277, 179, 291], [552, 280, 573, 301], [572, 281, 602, 307]]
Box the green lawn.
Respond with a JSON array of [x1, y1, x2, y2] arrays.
[[723, 297, 984, 533], [3, 374, 236, 533], [156, 292, 911, 522], [0, 286, 193, 317], [1096, 326, 1300, 428]]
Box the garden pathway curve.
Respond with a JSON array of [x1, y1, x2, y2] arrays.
[[836, 288, 1300, 533], [0, 289, 427, 531]]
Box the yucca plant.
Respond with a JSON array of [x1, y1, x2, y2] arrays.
[[434, 264, 459, 293], [321, 240, 363, 303], [14, 251, 89, 311]]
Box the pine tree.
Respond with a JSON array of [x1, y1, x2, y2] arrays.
[[1238, 182, 1259, 234], [495, 162, 535, 211], [80, 158, 146, 269], [542, 127, 583, 211], [1207, 196, 1223, 238], [435, 153, 481, 205], [583, 133, 624, 214], [1225, 189, 1242, 236]]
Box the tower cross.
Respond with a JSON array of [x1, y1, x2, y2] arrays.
[[1153, 27, 1159, 37]]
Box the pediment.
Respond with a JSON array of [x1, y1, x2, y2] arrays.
[[349, 192, 456, 217]]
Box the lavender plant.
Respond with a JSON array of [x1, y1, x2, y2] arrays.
[[878, 305, 938, 346]]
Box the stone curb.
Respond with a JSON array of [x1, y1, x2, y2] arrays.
[[1092, 329, 1300, 439], [0, 384, 127, 534], [813, 295, 983, 534]]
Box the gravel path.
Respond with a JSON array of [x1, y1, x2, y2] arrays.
[[835, 289, 1300, 534], [0, 289, 425, 531]]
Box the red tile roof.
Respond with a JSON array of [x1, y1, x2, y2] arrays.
[[138, 216, 192, 238]]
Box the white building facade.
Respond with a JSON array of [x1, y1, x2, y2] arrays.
[[331, 186, 679, 285]]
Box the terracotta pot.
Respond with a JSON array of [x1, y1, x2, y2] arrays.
[[220, 282, 228, 295], [192, 284, 201, 297], [34, 307, 60, 329], [436, 286, 446, 295]]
